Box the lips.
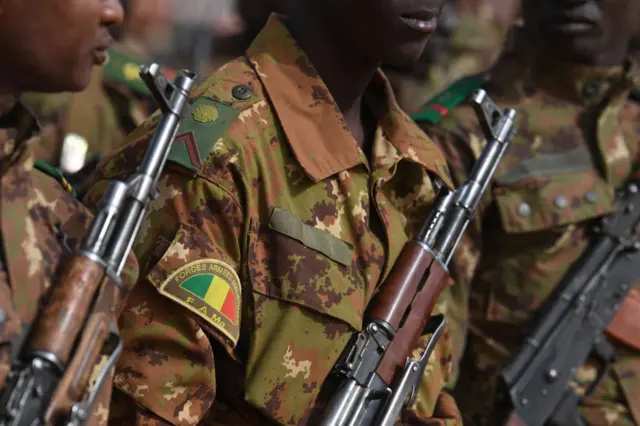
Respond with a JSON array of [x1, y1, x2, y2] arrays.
[[399, 8, 439, 33], [93, 31, 114, 65], [543, 3, 602, 33]]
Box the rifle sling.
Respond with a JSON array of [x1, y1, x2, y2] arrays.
[[605, 289, 640, 351]]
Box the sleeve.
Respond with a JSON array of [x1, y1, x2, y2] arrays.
[[83, 169, 245, 426]]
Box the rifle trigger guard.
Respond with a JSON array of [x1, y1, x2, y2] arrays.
[[582, 337, 614, 399], [66, 329, 122, 426]]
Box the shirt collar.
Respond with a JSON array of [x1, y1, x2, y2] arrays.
[[0, 102, 39, 173], [246, 14, 451, 187]]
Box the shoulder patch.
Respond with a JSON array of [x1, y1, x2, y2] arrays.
[[159, 259, 241, 346], [412, 74, 486, 125], [33, 159, 77, 198], [630, 88, 640, 103], [104, 48, 177, 99], [168, 96, 239, 173]]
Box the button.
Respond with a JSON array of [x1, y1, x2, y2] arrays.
[[232, 84, 252, 100], [585, 192, 598, 203], [517, 202, 532, 217], [554, 195, 569, 209], [0, 308, 6, 324], [582, 81, 600, 100]]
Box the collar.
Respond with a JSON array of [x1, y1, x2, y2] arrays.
[[0, 102, 39, 173], [246, 14, 451, 185]]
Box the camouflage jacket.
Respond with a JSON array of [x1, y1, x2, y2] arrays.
[[85, 14, 462, 426], [416, 43, 640, 425], [0, 103, 139, 425]]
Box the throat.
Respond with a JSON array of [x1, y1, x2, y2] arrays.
[[345, 101, 378, 159]]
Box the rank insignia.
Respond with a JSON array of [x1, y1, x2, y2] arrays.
[[159, 259, 241, 346]]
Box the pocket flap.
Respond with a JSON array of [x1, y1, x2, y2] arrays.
[[494, 170, 616, 233], [147, 223, 242, 349], [268, 206, 353, 267], [249, 211, 363, 332]]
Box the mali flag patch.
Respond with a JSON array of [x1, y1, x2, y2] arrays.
[[159, 259, 241, 346]]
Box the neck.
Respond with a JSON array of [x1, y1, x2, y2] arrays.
[[286, 7, 379, 125], [0, 86, 18, 119]]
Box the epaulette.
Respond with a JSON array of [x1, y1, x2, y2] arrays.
[[411, 74, 486, 125], [630, 88, 640, 103], [33, 159, 77, 198], [104, 48, 177, 100], [167, 96, 240, 174]]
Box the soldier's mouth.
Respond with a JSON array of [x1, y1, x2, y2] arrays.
[[399, 9, 439, 33], [93, 48, 109, 66]]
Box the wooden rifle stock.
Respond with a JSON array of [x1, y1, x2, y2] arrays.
[[367, 242, 448, 384]]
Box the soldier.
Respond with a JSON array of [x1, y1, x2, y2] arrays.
[[84, 0, 465, 424], [21, 0, 175, 197], [388, 0, 520, 113], [415, 0, 640, 424], [0, 0, 139, 425]]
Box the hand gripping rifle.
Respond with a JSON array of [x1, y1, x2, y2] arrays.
[[320, 90, 517, 426], [0, 65, 196, 426], [497, 179, 640, 426]]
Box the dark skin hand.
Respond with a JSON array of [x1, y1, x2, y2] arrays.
[[286, 0, 445, 153], [0, 0, 123, 117], [522, 0, 640, 67]]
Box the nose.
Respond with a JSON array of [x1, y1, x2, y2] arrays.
[[102, 0, 125, 28]]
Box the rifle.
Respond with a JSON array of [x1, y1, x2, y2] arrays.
[[0, 65, 196, 426], [497, 180, 640, 426], [320, 90, 517, 426]]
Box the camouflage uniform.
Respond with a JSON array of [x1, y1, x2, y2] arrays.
[[21, 43, 162, 192], [0, 103, 139, 425], [85, 15, 462, 426], [416, 32, 640, 426]]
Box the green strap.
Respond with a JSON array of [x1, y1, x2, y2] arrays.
[[33, 159, 77, 199], [411, 74, 486, 125]]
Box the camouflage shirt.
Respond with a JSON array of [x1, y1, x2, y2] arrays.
[[85, 15, 462, 426], [417, 40, 640, 425], [0, 103, 139, 425]]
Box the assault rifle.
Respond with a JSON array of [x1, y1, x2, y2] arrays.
[[320, 90, 517, 426], [498, 180, 640, 426], [0, 65, 196, 426]]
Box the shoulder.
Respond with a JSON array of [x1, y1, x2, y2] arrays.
[[104, 47, 177, 100], [33, 159, 77, 198], [95, 56, 270, 183], [412, 73, 487, 126]]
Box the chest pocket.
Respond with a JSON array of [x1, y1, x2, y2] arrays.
[[481, 154, 617, 326], [244, 206, 362, 425]]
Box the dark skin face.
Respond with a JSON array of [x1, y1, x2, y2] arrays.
[[0, 0, 123, 114], [288, 0, 444, 151], [522, 0, 640, 66]]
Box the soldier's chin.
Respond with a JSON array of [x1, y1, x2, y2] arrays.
[[382, 43, 430, 69]]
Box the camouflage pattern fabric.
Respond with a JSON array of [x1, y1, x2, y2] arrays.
[[84, 14, 463, 426], [0, 103, 139, 425], [416, 33, 640, 426]]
